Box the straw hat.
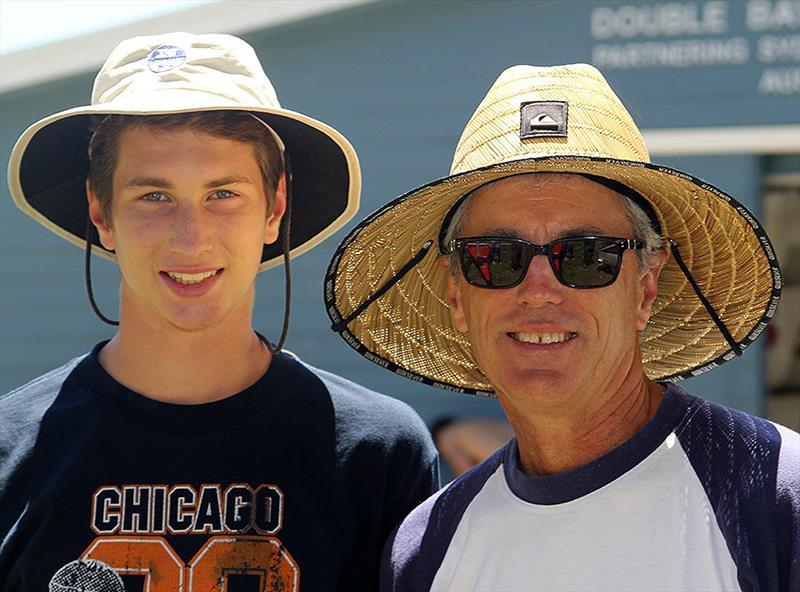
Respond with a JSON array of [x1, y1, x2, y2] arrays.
[[325, 64, 781, 396], [7, 32, 360, 271]]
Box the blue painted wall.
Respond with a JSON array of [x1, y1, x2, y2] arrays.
[[2, 0, 797, 420]]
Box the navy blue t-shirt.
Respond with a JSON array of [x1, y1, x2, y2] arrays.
[[0, 342, 439, 591]]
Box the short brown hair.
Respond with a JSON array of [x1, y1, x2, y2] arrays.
[[87, 111, 284, 222]]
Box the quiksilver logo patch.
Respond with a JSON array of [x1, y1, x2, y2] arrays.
[[148, 44, 187, 73], [520, 101, 568, 138]]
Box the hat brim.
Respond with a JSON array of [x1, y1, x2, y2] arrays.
[[325, 155, 781, 396], [8, 104, 360, 271]]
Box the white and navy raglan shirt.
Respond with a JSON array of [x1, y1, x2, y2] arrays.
[[381, 385, 799, 592]]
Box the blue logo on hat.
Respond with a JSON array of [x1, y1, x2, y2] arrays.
[[148, 45, 186, 73]]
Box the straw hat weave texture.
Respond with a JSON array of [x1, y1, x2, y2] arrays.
[[326, 64, 780, 396]]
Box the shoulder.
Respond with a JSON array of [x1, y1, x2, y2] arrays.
[[291, 354, 433, 447], [669, 385, 799, 589], [771, 422, 800, 591], [0, 354, 87, 475], [677, 387, 800, 509], [382, 487, 447, 586], [670, 384, 788, 464], [0, 354, 87, 427], [772, 421, 800, 510], [287, 354, 440, 531], [381, 445, 506, 591]]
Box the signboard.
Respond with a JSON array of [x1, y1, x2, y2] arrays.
[[590, 1, 798, 95]]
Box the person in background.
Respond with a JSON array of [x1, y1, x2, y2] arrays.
[[431, 416, 512, 478]]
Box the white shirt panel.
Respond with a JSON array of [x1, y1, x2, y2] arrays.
[[431, 434, 741, 592]]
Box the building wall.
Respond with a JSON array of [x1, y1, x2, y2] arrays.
[[2, 0, 798, 423]]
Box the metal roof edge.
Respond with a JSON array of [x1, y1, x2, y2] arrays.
[[0, 0, 374, 94]]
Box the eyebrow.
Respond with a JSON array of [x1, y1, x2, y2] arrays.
[[122, 175, 256, 189], [556, 226, 606, 238], [480, 226, 607, 239]]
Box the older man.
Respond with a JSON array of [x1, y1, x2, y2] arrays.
[[326, 64, 798, 591]]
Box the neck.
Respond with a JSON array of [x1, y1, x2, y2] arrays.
[[98, 297, 271, 405], [504, 370, 665, 477]]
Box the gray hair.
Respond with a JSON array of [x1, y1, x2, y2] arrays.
[[444, 176, 664, 276], [620, 193, 664, 270]]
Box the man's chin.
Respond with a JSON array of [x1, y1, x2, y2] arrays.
[[162, 305, 230, 333], [493, 367, 578, 400]]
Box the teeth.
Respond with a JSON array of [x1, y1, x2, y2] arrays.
[[166, 270, 218, 284], [512, 332, 576, 344]]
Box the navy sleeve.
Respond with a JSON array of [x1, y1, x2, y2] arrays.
[[674, 388, 800, 592], [774, 423, 799, 592], [380, 444, 506, 592], [0, 358, 83, 541]]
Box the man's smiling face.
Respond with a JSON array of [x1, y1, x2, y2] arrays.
[[88, 125, 284, 333], [446, 173, 662, 420]]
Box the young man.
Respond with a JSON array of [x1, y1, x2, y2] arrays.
[[0, 33, 438, 591], [326, 64, 798, 591]]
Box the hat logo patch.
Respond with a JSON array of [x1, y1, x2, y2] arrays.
[[148, 44, 186, 73], [520, 101, 568, 138], [532, 113, 558, 130]]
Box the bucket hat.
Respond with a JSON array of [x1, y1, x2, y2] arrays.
[[7, 32, 360, 272], [325, 63, 781, 396]]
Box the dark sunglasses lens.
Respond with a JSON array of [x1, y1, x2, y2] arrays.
[[557, 238, 622, 287], [460, 240, 529, 288]]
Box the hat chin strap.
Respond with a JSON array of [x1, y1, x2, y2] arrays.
[[668, 239, 742, 357], [84, 218, 119, 326], [266, 152, 293, 354], [330, 239, 434, 334], [83, 152, 294, 353]]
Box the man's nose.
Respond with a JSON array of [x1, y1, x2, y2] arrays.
[[169, 205, 213, 255], [515, 254, 564, 307]]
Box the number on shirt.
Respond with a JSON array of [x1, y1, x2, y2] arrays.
[[82, 535, 299, 591]]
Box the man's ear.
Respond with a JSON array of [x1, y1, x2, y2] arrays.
[[636, 250, 667, 331], [86, 180, 115, 251], [441, 256, 468, 333], [264, 172, 287, 245]]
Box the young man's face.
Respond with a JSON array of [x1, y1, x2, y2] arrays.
[[87, 124, 285, 332], [446, 174, 662, 422]]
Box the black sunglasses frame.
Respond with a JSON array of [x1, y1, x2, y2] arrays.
[[448, 235, 645, 289]]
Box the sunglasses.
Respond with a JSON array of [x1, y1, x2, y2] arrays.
[[448, 236, 644, 289]]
